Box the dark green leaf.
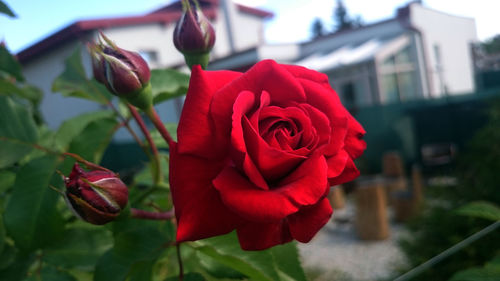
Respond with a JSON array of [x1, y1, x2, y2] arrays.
[[54, 111, 115, 150], [193, 232, 280, 281], [456, 201, 500, 221], [52, 47, 111, 104], [36, 266, 78, 281], [0, 1, 16, 18], [150, 69, 189, 104], [0, 242, 16, 270], [0, 252, 34, 280], [4, 155, 65, 251], [270, 242, 307, 281], [0, 215, 4, 254], [165, 272, 205, 281], [0, 96, 38, 168], [0, 44, 23, 80], [196, 250, 245, 279], [67, 117, 119, 163], [128, 260, 155, 281], [44, 227, 112, 270], [449, 265, 500, 281], [0, 170, 16, 195], [94, 220, 174, 281]]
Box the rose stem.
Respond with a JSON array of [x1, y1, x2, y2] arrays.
[[130, 208, 174, 220], [127, 104, 163, 184], [107, 101, 147, 152], [144, 106, 175, 147], [176, 243, 184, 281]]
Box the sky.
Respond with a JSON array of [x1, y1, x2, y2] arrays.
[[1, 0, 499, 54]]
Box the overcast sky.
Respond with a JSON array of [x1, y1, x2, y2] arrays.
[[1, 0, 499, 53]]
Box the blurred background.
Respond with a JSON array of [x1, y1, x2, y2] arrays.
[[2, 0, 500, 280]]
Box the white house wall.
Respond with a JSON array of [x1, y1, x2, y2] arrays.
[[409, 4, 478, 96], [22, 39, 102, 130]]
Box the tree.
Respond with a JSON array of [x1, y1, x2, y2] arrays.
[[482, 34, 500, 54], [311, 17, 326, 39], [333, 0, 352, 31]]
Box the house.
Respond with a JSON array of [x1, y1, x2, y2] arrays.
[[18, 0, 478, 138], [17, 0, 272, 134], [210, 1, 478, 110]]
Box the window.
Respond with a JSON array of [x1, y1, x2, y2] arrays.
[[380, 45, 416, 103], [139, 50, 158, 65]]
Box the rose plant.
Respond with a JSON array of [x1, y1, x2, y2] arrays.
[[0, 0, 365, 280]]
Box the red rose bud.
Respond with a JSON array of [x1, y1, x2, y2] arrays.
[[88, 32, 153, 110], [173, 0, 215, 69], [64, 163, 128, 225]]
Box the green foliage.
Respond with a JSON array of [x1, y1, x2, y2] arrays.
[[449, 254, 500, 281], [0, 41, 311, 281], [4, 155, 64, 251], [52, 47, 111, 104], [456, 201, 500, 221], [0, 44, 23, 80], [0, 0, 16, 18], [397, 101, 500, 281], [0, 96, 39, 168], [150, 69, 190, 104]]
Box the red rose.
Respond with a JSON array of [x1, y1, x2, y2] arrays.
[[170, 60, 365, 250]]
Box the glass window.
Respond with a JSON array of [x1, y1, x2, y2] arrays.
[[398, 71, 416, 101], [139, 50, 158, 64], [382, 73, 399, 103]]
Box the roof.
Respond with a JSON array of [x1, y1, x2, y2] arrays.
[[17, 0, 273, 64]]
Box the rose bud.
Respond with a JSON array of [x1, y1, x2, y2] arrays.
[[173, 0, 216, 69], [88, 32, 153, 110], [63, 163, 128, 225]]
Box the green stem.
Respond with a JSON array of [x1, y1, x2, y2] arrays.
[[127, 104, 163, 185], [144, 106, 175, 147], [176, 243, 184, 281]]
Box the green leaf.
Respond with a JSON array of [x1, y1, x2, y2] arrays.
[[0, 252, 35, 280], [456, 201, 500, 221], [270, 243, 307, 281], [450, 265, 500, 281], [150, 69, 189, 104], [0, 1, 16, 18], [32, 266, 78, 281], [0, 243, 16, 270], [4, 155, 65, 251], [54, 111, 115, 150], [193, 232, 280, 281], [44, 227, 112, 270], [165, 272, 205, 281], [94, 220, 174, 281], [67, 117, 119, 163], [52, 47, 111, 104], [0, 96, 39, 168], [0, 216, 5, 255], [0, 170, 16, 195], [128, 260, 155, 281], [0, 44, 23, 80], [196, 250, 245, 279]]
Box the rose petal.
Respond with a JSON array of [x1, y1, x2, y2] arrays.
[[236, 220, 293, 250], [177, 65, 242, 158], [210, 60, 307, 150], [344, 114, 366, 159], [230, 90, 269, 189], [325, 149, 350, 179], [283, 64, 333, 93], [170, 143, 239, 242], [288, 198, 333, 243], [300, 78, 349, 155], [328, 155, 360, 186], [213, 166, 299, 222], [276, 153, 329, 207]]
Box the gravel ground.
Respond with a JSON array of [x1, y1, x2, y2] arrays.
[[298, 199, 409, 281]]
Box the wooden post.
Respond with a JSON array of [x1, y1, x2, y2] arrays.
[[355, 178, 390, 240], [382, 151, 405, 178], [329, 185, 345, 210]]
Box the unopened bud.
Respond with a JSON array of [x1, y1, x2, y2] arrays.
[[173, 0, 216, 69], [88, 32, 153, 110], [64, 163, 128, 225]]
